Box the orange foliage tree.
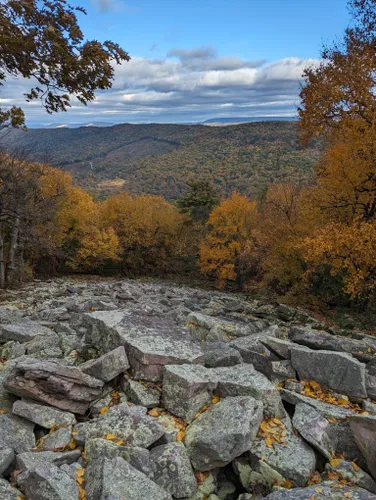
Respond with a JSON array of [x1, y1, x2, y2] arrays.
[[200, 192, 258, 289], [100, 193, 185, 274]]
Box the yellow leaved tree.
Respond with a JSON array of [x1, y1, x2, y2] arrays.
[[200, 192, 258, 289]]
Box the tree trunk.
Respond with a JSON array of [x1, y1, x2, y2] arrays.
[[5, 216, 20, 286]]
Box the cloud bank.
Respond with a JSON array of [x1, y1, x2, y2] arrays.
[[0, 46, 319, 126]]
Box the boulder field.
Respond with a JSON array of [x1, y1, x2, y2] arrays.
[[0, 278, 375, 499]]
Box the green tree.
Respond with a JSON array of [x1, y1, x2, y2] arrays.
[[0, 0, 129, 128], [176, 179, 220, 223]]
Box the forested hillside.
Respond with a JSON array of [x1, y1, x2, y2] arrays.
[[4, 121, 321, 199]]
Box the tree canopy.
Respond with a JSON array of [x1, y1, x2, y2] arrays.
[[0, 0, 129, 128]]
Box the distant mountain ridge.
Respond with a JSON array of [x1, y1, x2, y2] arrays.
[[4, 121, 320, 200]]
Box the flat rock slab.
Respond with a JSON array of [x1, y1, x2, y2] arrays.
[[13, 399, 76, 428], [289, 326, 376, 362], [350, 415, 376, 481], [84, 311, 205, 381], [17, 463, 79, 500], [3, 357, 104, 415], [16, 450, 81, 470], [74, 404, 165, 448], [80, 346, 129, 382], [0, 321, 54, 343], [185, 396, 263, 471], [291, 345, 367, 399], [85, 457, 172, 500]]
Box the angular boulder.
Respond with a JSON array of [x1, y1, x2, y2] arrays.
[[0, 413, 35, 453], [0, 447, 14, 475], [291, 346, 367, 399], [350, 415, 376, 480], [80, 346, 129, 382], [162, 364, 217, 422], [17, 463, 79, 500], [214, 364, 285, 417], [85, 457, 172, 500], [121, 377, 160, 408], [250, 424, 317, 487], [150, 442, 197, 498], [12, 399, 76, 428], [74, 404, 165, 448], [185, 396, 263, 471], [16, 450, 81, 470], [3, 358, 104, 414], [0, 478, 23, 500]]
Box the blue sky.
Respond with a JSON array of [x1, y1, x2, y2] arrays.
[[2, 0, 350, 126]]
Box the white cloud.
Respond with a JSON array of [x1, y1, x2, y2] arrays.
[[0, 48, 320, 125]]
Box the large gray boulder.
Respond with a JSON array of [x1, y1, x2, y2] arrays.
[[213, 364, 285, 418], [229, 335, 280, 378], [150, 443, 197, 498], [12, 399, 76, 428], [162, 364, 217, 422], [17, 463, 79, 500], [80, 346, 129, 382], [291, 345, 368, 399], [185, 396, 263, 471], [350, 415, 376, 481], [3, 357, 104, 414], [85, 457, 172, 500], [74, 404, 165, 448], [37, 427, 73, 451], [250, 424, 317, 487], [0, 413, 35, 453], [292, 402, 345, 460]]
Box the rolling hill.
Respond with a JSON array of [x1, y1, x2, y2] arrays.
[[3, 121, 321, 200]]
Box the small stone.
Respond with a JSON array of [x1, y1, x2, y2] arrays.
[[38, 427, 73, 451], [121, 377, 160, 408]]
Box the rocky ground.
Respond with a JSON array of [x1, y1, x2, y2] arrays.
[[0, 277, 376, 499]]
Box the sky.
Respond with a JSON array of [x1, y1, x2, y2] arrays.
[[2, 0, 350, 126]]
